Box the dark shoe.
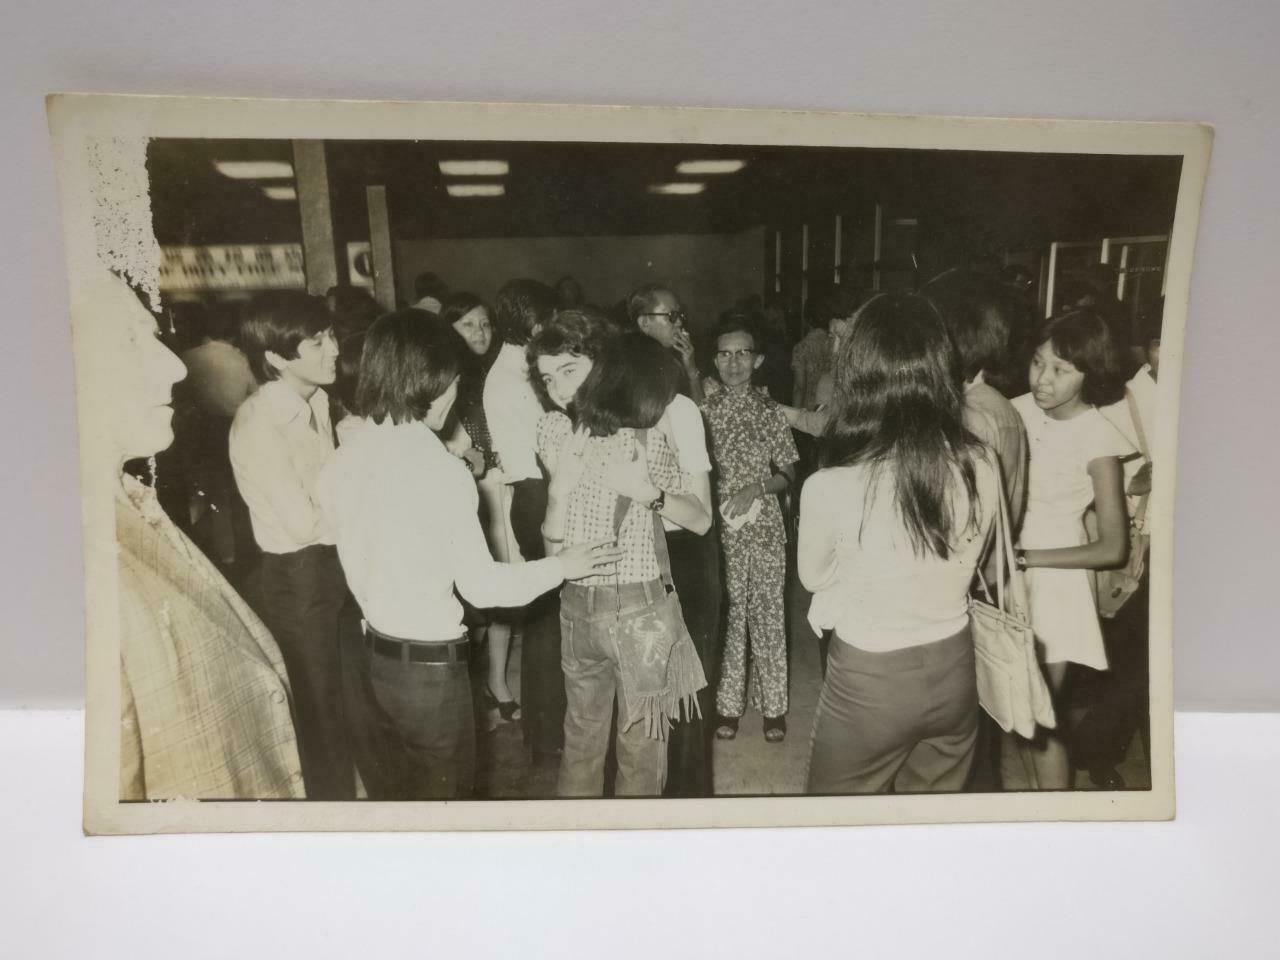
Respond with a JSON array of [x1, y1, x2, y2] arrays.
[[715, 716, 739, 740], [484, 685, 522, 723], [1088, 766, 1125, 790], [763, 715, 787, 743], [531, 744, 563, 767]]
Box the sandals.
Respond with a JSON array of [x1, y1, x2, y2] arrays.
[[715, 715, 787, 742], [483, 685, 522, 723], [763, 715, 787, 743]]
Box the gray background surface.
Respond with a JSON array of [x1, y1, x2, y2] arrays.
[[4, 0, 1276, 710]]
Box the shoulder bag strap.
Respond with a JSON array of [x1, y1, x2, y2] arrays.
[[974, 454, 1022, 617], [1126, 387, 1150, 460], [626, 428, 676, 590]]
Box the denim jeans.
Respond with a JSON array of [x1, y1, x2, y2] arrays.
[[557, 581, 669, 798], [367, 641, 475, 800]]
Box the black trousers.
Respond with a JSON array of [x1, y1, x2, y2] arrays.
[[510, 477, 566, 756], [1073, 569, 1151, 775], [338, 595, 405, 799], [256, 545, 354, 799], [663, 527, 722, 797], [367, 640, 476, 800]]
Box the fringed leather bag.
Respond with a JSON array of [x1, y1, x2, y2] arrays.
[[608, 430, 707, 740]]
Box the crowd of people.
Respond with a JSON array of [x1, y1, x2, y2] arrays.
[[103, 259, 1160, 801]]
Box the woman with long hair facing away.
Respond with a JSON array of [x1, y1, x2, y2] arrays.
[[530, 321, 710, 797], [801, 293, 999, 795], [1007, 309, 1134, 790]]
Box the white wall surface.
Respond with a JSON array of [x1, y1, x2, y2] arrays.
[[3, 1, 1276, 715], [4, 709, 1277, 957]]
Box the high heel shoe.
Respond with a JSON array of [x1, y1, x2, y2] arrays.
[[484, 685, 522, 723]]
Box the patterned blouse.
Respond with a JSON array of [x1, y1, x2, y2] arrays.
[[536, 411, 686, 586], [700, 387, 799, 497]]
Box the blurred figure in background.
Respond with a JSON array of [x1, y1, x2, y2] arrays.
[[412, 270, 449, 315]]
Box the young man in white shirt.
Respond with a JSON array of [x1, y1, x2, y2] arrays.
[[230, 291, 351, 799], [481, 278, 567, 763], [319, 312, 621, 798], [628, 283, 720, 795]]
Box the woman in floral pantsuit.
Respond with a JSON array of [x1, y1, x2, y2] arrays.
[[701, 317, 799, 742]]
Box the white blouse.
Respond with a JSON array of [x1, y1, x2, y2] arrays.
[[798, 454, 998, 652]]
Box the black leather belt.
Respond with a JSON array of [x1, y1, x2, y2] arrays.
[[362, 622, 469, 664]]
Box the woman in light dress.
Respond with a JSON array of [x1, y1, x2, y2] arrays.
[[1009, 309, 1136, 789]]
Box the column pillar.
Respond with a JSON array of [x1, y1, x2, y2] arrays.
[[292, 140, 339, 296]]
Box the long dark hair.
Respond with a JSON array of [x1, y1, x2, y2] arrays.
[[576, 332, 681, 437], [433, 292, 496, 399], [822, 293, 985, 559]]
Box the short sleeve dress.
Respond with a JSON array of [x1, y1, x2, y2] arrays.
[[1012, 393, 1136, 669]]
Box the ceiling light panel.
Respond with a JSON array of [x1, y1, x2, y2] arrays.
[[439, 160, 510, 177], [648, 182, 706, 195], [675, 160, 746, 175], [214, 161, 295, 180], [446, 183, 505, 197], [261, 186, 298, 201]]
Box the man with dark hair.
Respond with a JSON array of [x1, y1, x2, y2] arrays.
[[319, 311, 621, 798], [230, 290, 352, 799], [626, 283, 704, 403], [625, 282, 720, 793], [923, 269, 1028, 533], [481, 278, 567, 762]]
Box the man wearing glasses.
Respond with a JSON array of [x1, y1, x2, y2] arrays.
[[624, 283, 719, 795], [627, 284, 704, 403]]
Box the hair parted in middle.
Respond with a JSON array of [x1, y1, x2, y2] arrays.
[[575, 331, 681, 437], [822, 292, 987, 559], [355, 308, 460, 426]]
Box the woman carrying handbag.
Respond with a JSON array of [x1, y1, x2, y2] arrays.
[[800, 294, 1000, 795]]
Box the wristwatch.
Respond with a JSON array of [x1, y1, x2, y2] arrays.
[[647, 489, 666, 512], [1014, 549, 1028, 570]]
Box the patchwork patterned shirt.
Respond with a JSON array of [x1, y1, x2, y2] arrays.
[[537, 412, 686, 586]]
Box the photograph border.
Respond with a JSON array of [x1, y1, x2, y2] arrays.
[[47, 93, 1210, 834]]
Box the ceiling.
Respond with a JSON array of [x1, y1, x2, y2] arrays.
[[147, 138, 1183, 252]]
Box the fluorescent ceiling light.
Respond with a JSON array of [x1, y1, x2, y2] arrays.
[[648, 182, 706, 195], [675, 159, 746, 175], [447, 183, 505, 197], [261, 185, 298, 201], [439, 160, 510, 176], [214, 161, 295, 180]]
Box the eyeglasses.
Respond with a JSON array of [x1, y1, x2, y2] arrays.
[[714, 348, 756, 362], [641, 311, 686, 326]]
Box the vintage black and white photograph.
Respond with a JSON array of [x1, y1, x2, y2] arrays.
[[49, 95, 1208, 833]]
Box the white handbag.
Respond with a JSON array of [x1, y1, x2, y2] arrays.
[[970, 468, 1056, 739]]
